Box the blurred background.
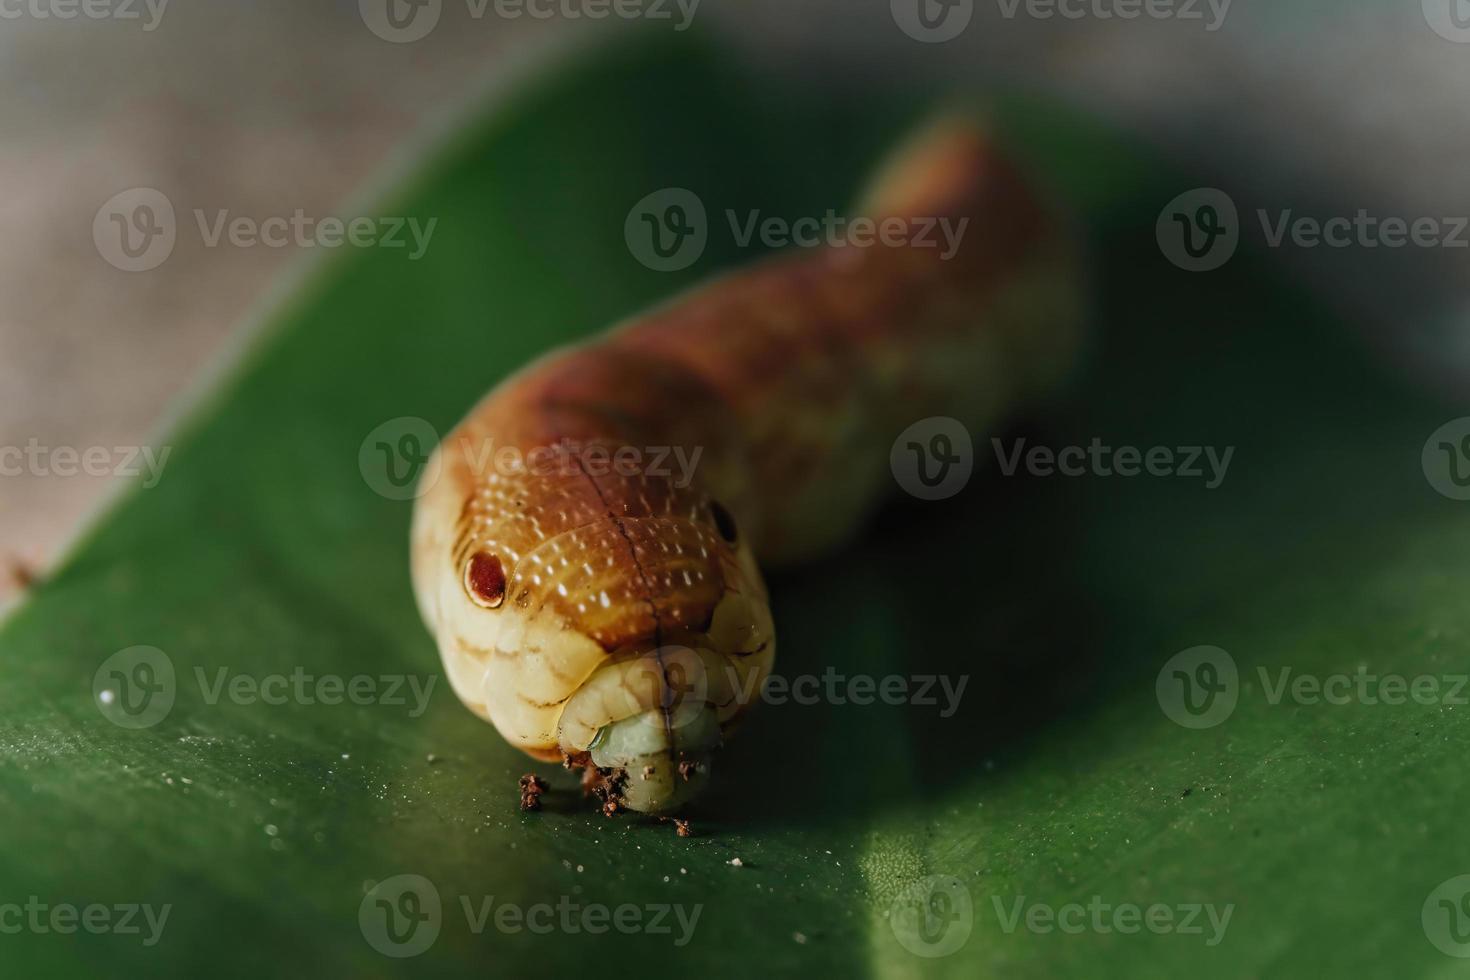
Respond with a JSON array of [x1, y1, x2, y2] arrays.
[[4, 0, 1468, 602]]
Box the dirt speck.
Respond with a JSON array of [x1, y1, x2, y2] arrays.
[[5, 557, 37, 591], [518, 773, 548, 811]]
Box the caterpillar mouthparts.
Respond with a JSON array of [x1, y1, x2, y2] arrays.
[[410, 112, 1085, 818]]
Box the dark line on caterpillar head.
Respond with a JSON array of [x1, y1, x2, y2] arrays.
[[567, 454, 678, 761]]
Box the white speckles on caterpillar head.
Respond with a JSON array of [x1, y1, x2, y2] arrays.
[[410, 114, 1084, 814]]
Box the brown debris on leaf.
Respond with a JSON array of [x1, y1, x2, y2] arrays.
[[518, 773, 548, 811], [588, 767, 627, 818], [677, 758, 697, 782], [5, 557, 37, 592], [561, 754, 629, 817]]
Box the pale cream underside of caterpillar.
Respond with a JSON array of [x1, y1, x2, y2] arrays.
[[410, 115, 1085, 815]]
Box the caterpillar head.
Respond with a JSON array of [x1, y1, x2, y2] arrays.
[[411, 445, 774, 814]]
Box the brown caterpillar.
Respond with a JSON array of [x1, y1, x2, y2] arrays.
[[410, 115, 1084, 814]]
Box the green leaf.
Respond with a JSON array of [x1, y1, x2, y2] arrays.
[[3, 31, 1466, 978]]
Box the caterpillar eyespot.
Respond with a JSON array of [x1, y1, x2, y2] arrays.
[[410, 113, 1085, 817], [465, 551, 506, 608]]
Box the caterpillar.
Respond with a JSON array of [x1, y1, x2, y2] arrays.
[[410, 114, 1085, 816]]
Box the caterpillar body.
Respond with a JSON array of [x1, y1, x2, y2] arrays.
[[411, 116, 1084, 814]]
